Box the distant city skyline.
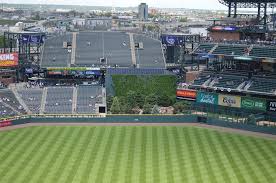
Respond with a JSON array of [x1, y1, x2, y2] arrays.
[[4, 0, 226, 10]]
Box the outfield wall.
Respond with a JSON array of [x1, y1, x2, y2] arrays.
[[2, 115, 276, 135]]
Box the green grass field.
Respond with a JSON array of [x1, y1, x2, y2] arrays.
[[0, 126, 275, 183]]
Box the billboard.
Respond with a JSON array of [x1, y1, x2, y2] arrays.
[[196, 92, 218, 105], [176, 89, 196, 100], [218, 94, 241, 108], [21, 34, 46, 44], [241, 97, 266, 111], [267, 100, 276, 112], [0, 53, 19, 67], [0, 120, 12, 128]]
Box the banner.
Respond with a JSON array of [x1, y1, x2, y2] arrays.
[[0, 53, 19, 67], [0, 120, 12, 128], [196, 92, 218, 105], [176, 89, 196, 100], [241, 97, 266, 111], [267, 100, 276, 112], [21, 34, 46, 44], [218, 94, 241, 108]]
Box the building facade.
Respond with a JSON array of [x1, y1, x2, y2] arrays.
[[138, 3, 148, 21]]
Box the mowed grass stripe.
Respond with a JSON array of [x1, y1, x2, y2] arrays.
[[51, 127, 83, 183], [177, 127, 196, 182], [64, 127, 94, 183], [0, 126, 276, 183], [194, 129, 221, 183], [79, 127, 106, 183], [58, 127, 89, 183], [139, 127, 147, 183], [245, 138, 276, 181], [0, 127, 34, 168], [227, 135, 261, 183], [211, 131, 246, 183], [36, 127, 77, 183], [189, 128, 211, 182], [70, 127, 97, 183], [146, 127, 153, 183], [41, 126, 76, 183], [109, 127, 127, 183], [18, 127, 64, 183], [95, 127, 117, 183], [203, 130, 239, 183], [162, 127, 175, 183], [101, 127, 124, 183], [131, 127, 142, 183], [0, 127, 47, 180], [152, 127, 160, 183], [124, 127, 137, 183], [0, 129, 23, 148], [185, 128, 204, 183], [116, 126, 132, 183], [3, 127, 52, 183], [171, 127, 187, 183]]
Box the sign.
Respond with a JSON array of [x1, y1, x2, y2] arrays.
[[0, 53, 19, 67], [176, 89, 196, 100], [267, 100, 276, 112], [21, 34, 45, 44], [196, 92, 218, 105], [218, 94, 241, 108], [241, 97, 266, 111], [0, 120, 12, 128]]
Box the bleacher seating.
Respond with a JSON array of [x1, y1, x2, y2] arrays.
[[213, 74, 246, 89], [133, 34, 165, 68], [212, 44, 248, 56], [0, 89, 26, 117], [76, 32, 132, 67], [17, 88, 43, 114], [76, 86, 102, 114], [195, 43, 216, 54], [192, 70, 213, 86], [44, 87, 74, 114], [41, 34, 72, 67], [250, 46, 276, 58], [248, 78, 276, 94]]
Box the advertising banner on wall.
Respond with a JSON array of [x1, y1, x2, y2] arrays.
[[176, 89, 196, 100], [0, 120, 12, 128], [0, 53, 19, 67], [267, 100, 276, 112], [218, 94, 241, 108], [241, 97, 266, 111], [21, 34, 46, 44], [196, 92, 218, 105]]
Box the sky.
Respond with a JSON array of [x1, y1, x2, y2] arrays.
[[5, 0, 226, 10]]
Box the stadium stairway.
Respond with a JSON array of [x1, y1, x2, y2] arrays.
[[128, 33, 137, 67], [209, 44, 218, 54], [0, 100, 21, 115], [71, 32, 77, 66], [10, 84, 32, 114], [72, 87, 78, 114], [40, 87, 48, 114]]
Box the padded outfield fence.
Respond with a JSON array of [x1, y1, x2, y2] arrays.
[[1, 114, 276, 135]]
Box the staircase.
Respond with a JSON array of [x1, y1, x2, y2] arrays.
[[0, 101, 21, 115], [128, 33, 137, 67], [70, 32, 77, 66], [39, 87, 48, 114], [10, 85, 32, 114], [72, 87, 78, 114], [209, 44, 218, 54]]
